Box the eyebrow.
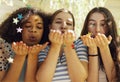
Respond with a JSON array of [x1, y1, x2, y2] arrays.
[[55, 18, 73, 22], [55, 18, 62, 20], [25, 21, 43, 24], [89, 19, 106, 22]]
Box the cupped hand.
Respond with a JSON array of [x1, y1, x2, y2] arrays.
[[12, 41, 28, 56], [28, 42, 48, 55], [94, 33, 112, 48], [49, 30, 63, 47], [63, 30, 76, 46]]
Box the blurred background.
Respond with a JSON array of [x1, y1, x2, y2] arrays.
[[0, 0, 120, 38]]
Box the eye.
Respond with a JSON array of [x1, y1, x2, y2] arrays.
[[37, 26, 43, 29], [100, 23, 106, 27], [25, 25, 32, 28], [24, 23, 32, 28], [55, 21, 62, 24], [67, 22, 72, 26], [88, 23, 96, 28]]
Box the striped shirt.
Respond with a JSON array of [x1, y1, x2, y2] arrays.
[[38, 39, 88, 82]]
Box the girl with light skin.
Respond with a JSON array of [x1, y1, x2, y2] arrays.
[[36, 9, 88, 82], [81, 7, 119, 82]]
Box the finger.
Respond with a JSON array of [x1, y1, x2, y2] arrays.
[[42, 42, 49, 49], [108, 35, 112, 44]]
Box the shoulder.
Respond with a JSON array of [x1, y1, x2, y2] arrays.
[[74, 38, 86, 48]]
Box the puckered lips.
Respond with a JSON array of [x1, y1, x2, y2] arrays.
[[28, 35, 37, 42]]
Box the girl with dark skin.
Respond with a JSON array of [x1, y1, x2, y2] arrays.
[[0, 7, 50, 82]]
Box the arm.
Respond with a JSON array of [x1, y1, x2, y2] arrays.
[[2, 55, 26, 82], [64, 46, 88, 82], [81, 35, 98, 82], [36, 30, 63, 82], [87, 47, 98, 82], [25, 43, 48, 82], [63, 31, 88, 82], [0, 71, 6, 82], [99, 46, 115, 82], [1, 41, 27, 82], [95, 34, 115, 82]]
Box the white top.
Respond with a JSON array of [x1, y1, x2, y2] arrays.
[[99, 68, 107, 82]]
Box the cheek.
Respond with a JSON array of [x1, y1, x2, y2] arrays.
[[37, 30, 44, 39], [52, 24, 61, 30], [22, 29, 28, 40], [88, 27, 94, 33]]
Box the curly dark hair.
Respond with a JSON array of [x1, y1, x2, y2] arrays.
[[81, 7, 120, 82], [0, 7, 51, 44]]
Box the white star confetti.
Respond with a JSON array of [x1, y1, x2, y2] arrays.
[[7, 57, 14, 63], [16, 27, 22, 33], [13, 18, 19, 25]]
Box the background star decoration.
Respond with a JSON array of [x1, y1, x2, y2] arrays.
[[26, 4, 31, 8], [16, 27, 22, 33], [13, 18, 19, 25], [7, 57, 14, 63], [17, 14, 23, 20]]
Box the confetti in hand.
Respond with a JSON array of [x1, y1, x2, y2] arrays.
[[86, 32, 92, 37]]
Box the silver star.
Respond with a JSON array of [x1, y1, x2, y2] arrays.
[[7, 57, 14, 63], [16, 27, 22, 33], [13, 18, 19, 25]]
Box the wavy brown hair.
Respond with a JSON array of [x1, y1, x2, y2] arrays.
[[81, 7, 119, 82]]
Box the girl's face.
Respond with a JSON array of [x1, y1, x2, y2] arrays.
[[88, 12, 108, 37], [51, 12, 74, 33], [22, 15, 43, 46]]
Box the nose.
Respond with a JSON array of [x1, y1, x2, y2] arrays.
[[96, 24, 100, 33], [61, 22, 67, 30], [28, 27, 37, 33]]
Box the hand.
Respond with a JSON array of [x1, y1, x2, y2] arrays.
[[94, 33, 112, 49], [12, 41, 28, 56], [81, 34, 97, 54], [28, 42, 48, 56], [49, 30, 63, 47], [63, 30, 75, 47]]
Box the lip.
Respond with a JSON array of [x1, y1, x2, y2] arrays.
[[28, 36, 37, 42], [61, 30, 65, 34]]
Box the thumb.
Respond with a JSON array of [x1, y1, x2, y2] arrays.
[[108, 35, 112, 44], [42, 42, 49, 49]]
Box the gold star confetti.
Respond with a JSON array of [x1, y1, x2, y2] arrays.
[[86, 32, 92, 37]]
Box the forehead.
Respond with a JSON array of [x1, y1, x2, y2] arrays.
[[27, 15, 43, 22], [89, 12, 105, 21], [54, 12, 73, 21]]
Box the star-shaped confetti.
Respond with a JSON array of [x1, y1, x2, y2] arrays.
[[16, 27, 22, 33], [26, 4, 31, 9], [13, 18, 19, 25], [86, 32, 92, 37], [17, 14, 23, 20], [7, 57, 14, 63]]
